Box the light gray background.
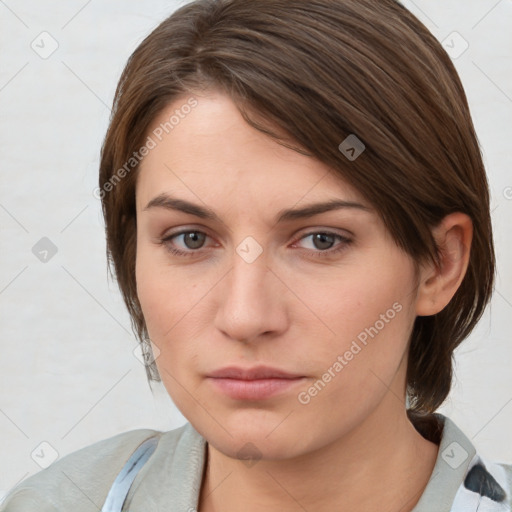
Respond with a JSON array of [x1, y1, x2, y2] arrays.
[[1, 0, 511, 500]]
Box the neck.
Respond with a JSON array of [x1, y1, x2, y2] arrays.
[[198, 397, 440, 512]]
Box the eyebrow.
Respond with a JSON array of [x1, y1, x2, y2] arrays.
[[143, 193, 371, 223]]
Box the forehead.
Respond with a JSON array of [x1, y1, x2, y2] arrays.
[[136, 90, 367, 207]]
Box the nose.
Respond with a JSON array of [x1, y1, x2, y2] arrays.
[[213, 246, 288, 344]]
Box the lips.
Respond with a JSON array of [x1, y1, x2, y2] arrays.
[[206, 366, 306, 400], [207, 365, 303, 380]]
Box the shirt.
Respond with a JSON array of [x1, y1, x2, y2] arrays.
[[1, 413, 511, 511]]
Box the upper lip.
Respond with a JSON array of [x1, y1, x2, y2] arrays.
[[207, 366, 304, 380]]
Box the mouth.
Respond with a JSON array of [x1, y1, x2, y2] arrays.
[[206, 365, 307, 400]]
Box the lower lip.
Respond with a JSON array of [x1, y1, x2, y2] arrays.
[[207, 377, 305, 400]]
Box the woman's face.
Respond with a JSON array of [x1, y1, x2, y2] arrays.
[[135, 90, 421, 460]]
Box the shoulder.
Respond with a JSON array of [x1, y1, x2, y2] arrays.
[[450, 454, 512, 511], [495, 460, 512, 507], [0, 425, 191, 512], [412, 414, 512, 511]]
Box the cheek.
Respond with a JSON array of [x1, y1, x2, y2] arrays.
[[135, 258, 201, 403], [135, 265, 168, 338], [292, 256, 416, 386], [289, 254, 414, 342], [135, 247, 213, 376], [136, 242, 192, 332], [135, 245, 177, 349]]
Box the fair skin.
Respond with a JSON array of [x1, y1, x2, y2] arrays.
[[135, 90, 472, 512]]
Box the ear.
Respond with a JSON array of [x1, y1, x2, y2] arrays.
[[415, 212, 473, 316]]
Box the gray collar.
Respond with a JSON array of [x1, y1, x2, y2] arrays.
[[122, 414, 484, 511]]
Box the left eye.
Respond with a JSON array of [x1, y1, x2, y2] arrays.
[[294, 232, 351, 253]]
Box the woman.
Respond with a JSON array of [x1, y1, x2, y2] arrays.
[[2, 0, 510, 510]]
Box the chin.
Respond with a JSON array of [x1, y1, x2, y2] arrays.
[[191, 411, 321, 462], [210, 431, 307, 462]]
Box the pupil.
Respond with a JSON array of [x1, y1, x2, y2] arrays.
[[314, 233, 334, 250], [185, 232, 204, 249]]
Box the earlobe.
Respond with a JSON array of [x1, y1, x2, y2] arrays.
[[415, 213, 473, 317]]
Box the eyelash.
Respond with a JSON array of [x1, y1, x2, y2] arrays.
[[157, 230, 353, 259]]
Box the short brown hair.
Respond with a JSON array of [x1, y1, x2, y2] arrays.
[[98, 0, 495, 439]]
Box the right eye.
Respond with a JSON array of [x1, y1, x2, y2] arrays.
[[159, 230, 214, 257]]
